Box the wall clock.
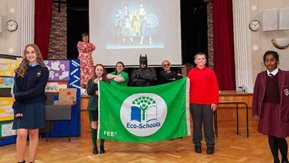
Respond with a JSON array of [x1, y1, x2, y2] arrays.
[[249, 20, 261, 32], [6, 20, 18, 32]]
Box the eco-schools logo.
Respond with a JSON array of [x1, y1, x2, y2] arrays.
[[120, 93, 167, 137]]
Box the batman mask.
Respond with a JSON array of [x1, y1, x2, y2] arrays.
[[139, 54, 148, 68]]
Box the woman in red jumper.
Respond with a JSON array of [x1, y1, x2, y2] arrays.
[[187, 52, 219, 154], [252, 51, 289, 163]]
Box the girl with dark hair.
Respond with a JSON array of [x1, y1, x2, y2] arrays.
[[86, 64, 108, 154], [252, 50, 289, 163]]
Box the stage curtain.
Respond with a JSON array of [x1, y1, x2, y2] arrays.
[[35, 0, 52, 59], [213, 0, 236, 90]]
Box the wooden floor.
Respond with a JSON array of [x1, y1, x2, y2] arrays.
[[1, 120, 288, 163]]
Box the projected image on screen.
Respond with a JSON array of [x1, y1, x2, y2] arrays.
[[109, 3, 162, 49], [90, 0, 181, 66]]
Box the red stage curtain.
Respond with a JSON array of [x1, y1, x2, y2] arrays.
[[213, 0, 236, 90], [35, 0, 52, 59]]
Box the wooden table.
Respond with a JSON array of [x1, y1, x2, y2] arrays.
[[215, 91, 253, 137]]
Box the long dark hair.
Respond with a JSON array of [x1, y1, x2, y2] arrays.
[[90, 64, 108, 82]]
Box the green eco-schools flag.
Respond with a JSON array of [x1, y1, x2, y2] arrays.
[[98, 78, 190, 142]]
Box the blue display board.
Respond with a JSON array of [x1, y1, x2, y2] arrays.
[[45, 59, 81, 137], [0, 59, 81, 146], [0, 136, 16, 146]]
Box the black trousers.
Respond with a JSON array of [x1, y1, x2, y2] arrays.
[[190, 104, 215, 146]]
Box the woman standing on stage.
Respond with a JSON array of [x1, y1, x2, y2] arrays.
[[77, 33, 95, 88]]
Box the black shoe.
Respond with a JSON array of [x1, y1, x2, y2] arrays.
[[273, 158, 280, 163], [206, 146, 215, 154], [18, 161, 25, 163], [282, 159, 288, 163], [99, 146, 105, 154], [92, 147, 98, 154], [195, 144, 202, 153]]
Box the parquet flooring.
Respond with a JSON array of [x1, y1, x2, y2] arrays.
[[1, 121, 287, 163]]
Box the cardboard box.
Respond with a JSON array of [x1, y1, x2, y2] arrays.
[[53, 88, 77, 105], [59, 88, 76, 102]]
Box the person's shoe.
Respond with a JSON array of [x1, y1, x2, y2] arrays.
[[281, 159, 288, 163], [99, 146, 105, 154], [92, 147, 98, 154], [206, 146, 215, 154], [273, 158, 280, 163], [194, 144, 202, 153], [18, 160, 25, 163]]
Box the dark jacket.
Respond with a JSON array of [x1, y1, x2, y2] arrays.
[[86, 79, 98, 111], [129, 68, 157, 86], [252, 69, 289, 124], [159, 70, 181, 84], [12, 65, 49, 114], [13, 65, 49, 102]]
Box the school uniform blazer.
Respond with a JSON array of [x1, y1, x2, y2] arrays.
[[86, 79, 98, 111], [252, 69, 289, 124]]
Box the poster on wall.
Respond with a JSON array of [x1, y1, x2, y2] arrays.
[[0, 97, 14, 121], [44, 60, 70, 81], [0, 77, 14, 88], [45, 81, 68, 92], [0, 58, 21, 77], [0, 121, 16, 137]]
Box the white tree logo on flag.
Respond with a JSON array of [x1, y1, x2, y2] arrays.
[[120, 93, 167, 137]]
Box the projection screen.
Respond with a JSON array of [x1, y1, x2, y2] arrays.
[[89, 0, 182, 67]]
